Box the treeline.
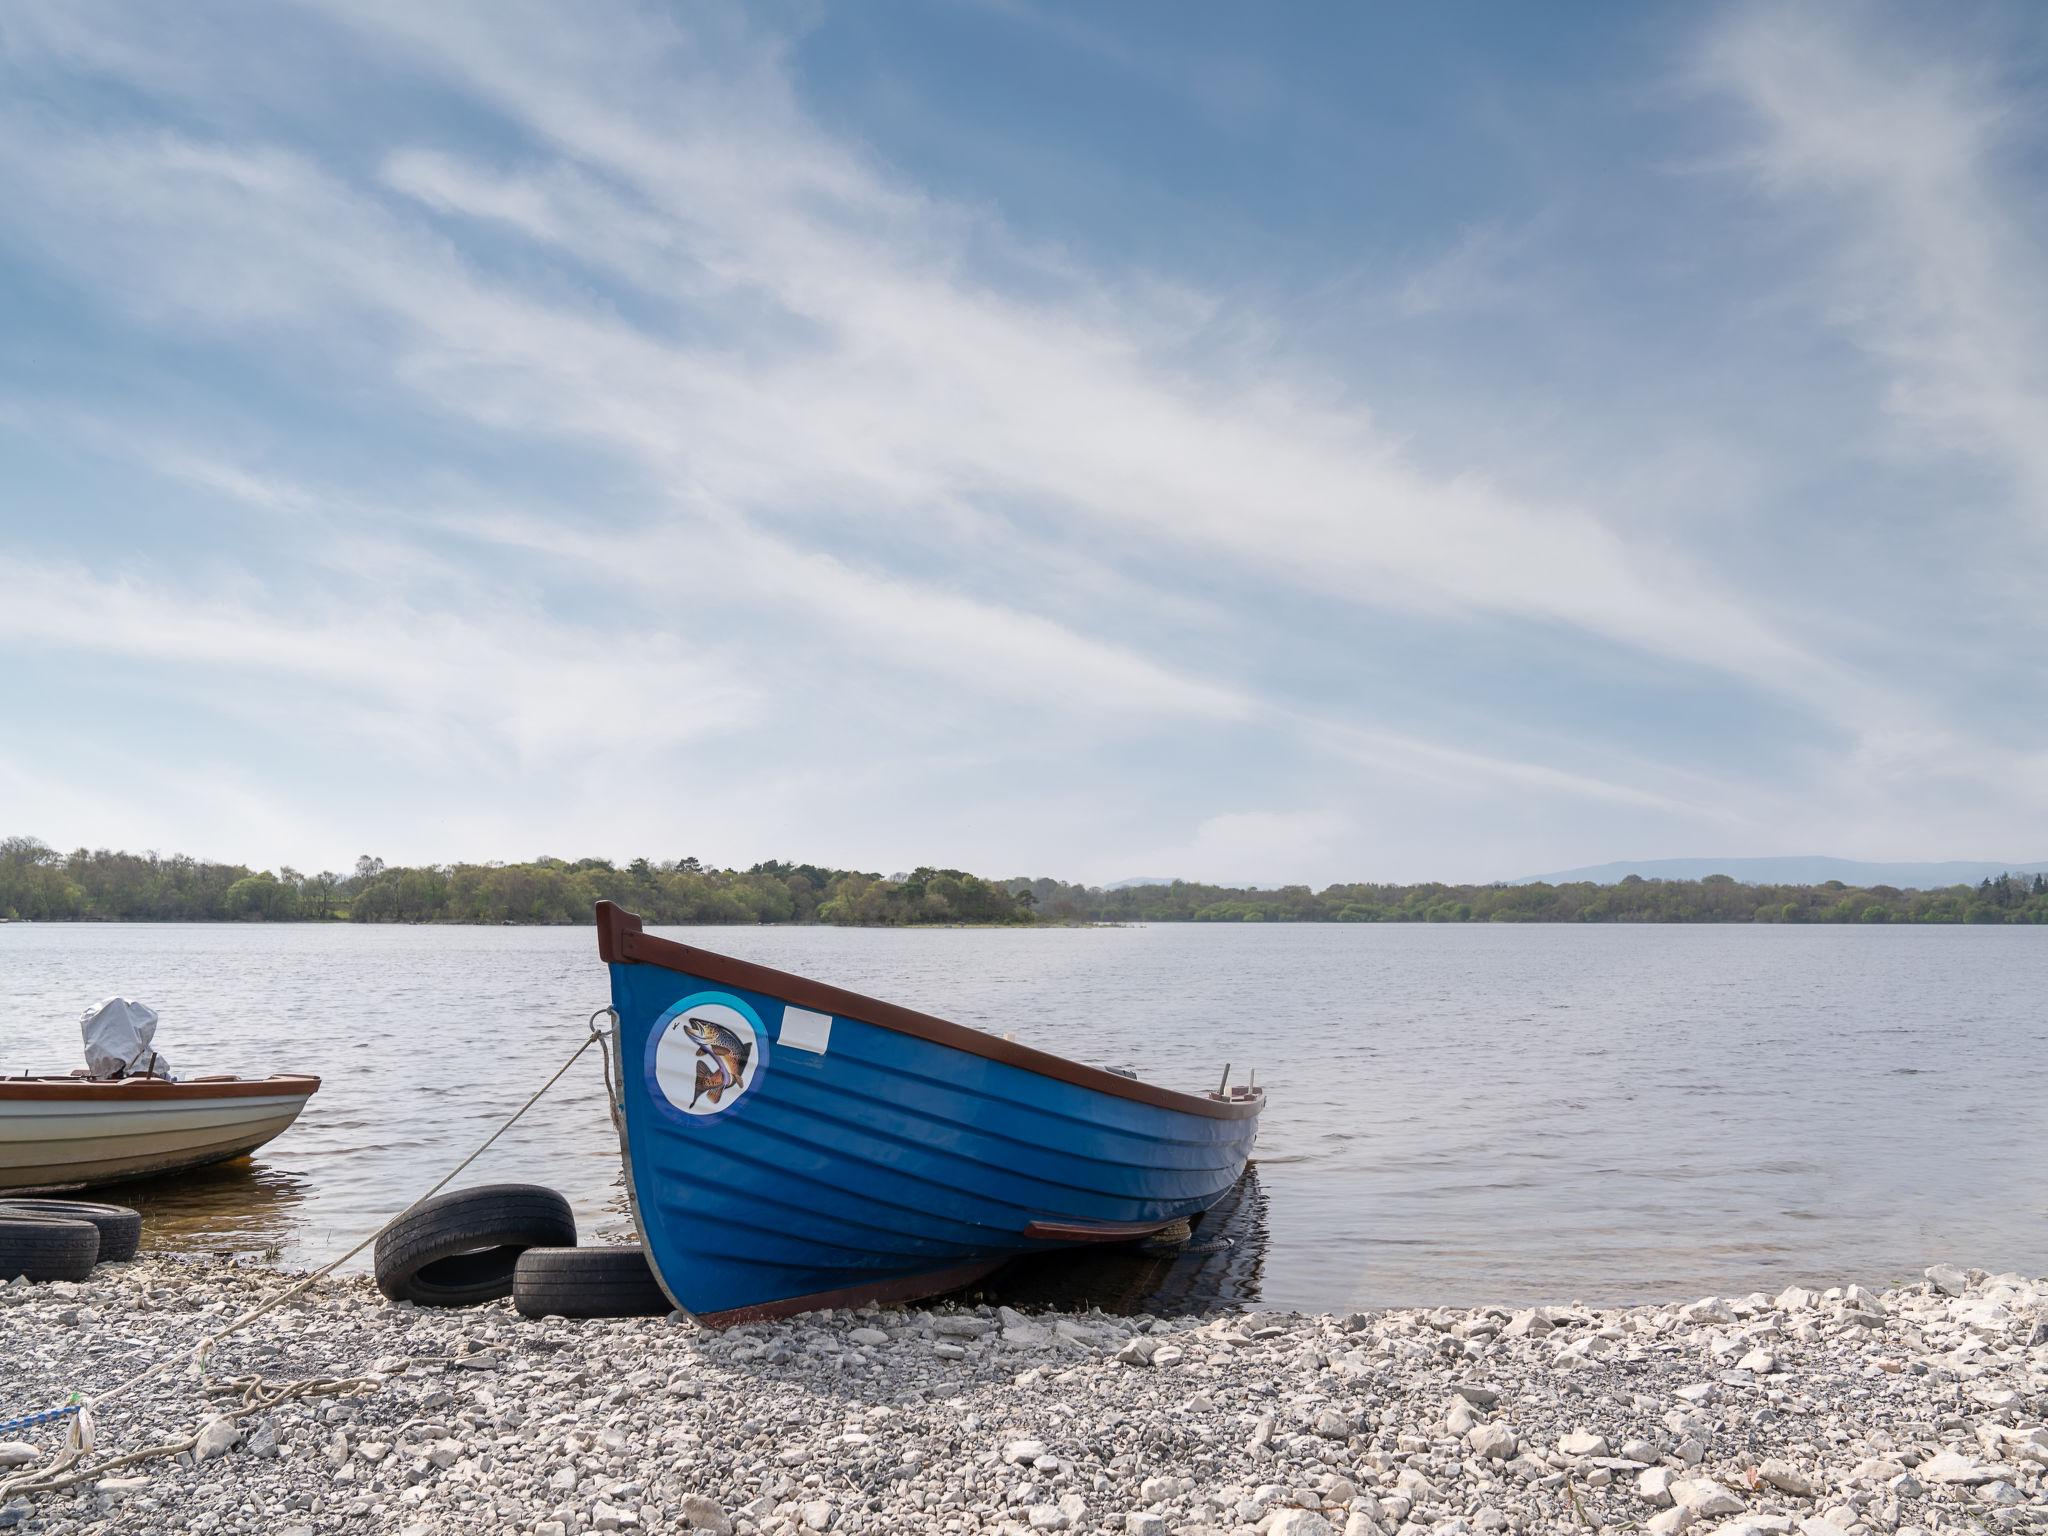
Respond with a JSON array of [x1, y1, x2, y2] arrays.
[[0, 840, 1034, 926], [1022, 870, 2048, 925], [5, 836, 2047, 926]]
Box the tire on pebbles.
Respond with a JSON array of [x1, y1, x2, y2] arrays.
[[0, 1257, 2042, 1535]]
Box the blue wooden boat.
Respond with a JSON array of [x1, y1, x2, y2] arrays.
[[595, 902, 1264, 1324]]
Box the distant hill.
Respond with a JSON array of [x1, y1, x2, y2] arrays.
[[1513, 856, 2048, 890]]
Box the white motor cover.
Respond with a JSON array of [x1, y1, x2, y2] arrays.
[[81, 997, 172, 1080]]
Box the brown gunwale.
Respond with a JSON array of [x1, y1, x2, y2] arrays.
[[0, 1075, 321, 1103], [595, 901, 1262, 1122]]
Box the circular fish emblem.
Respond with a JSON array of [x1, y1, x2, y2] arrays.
[[649, 994, 765, 1118]]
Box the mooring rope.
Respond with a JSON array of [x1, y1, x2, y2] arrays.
[[0, 1404, 78, 1439], [0, 1009, 617, 1503]]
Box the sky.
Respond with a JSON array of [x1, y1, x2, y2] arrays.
[[2, 2, 2045, 886]]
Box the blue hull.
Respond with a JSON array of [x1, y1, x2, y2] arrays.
[[597, 904, 1262, 1323]]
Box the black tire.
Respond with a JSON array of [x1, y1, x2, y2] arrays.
[[0, 1199, 142, 1262], [0, 1214, 100, 1282], [513, 1246, 674, 1320], [373, 1184, 575, 1308]]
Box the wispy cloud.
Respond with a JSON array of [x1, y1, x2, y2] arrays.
[[6, 0, 1829, 703], [1397, 220, 1543, 318], [1701, 5, 2048, 515], [0, 0, 2042, 876], [0, 556, 760, 763]]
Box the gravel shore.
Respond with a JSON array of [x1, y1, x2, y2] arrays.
[[0, 1258, 2042, 1536]]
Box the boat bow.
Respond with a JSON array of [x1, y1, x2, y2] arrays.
[[596, 902, 1261, 1323]]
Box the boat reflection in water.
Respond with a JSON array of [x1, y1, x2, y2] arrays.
[[982, 1162, 1269, 1316], [109, 1155, 312, 1257]]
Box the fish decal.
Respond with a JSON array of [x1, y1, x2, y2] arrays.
[[684, 1014, 753, 1108]]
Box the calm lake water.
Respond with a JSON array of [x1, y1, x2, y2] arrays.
[[3, 922, 2044, 1313]]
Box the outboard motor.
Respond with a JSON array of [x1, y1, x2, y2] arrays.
[[80, 997, 172, 1080]]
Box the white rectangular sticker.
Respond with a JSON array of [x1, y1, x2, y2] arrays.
[[779, 1006, 833, 1054]]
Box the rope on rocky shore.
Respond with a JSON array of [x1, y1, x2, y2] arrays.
[[0, 1374, 378, 1499], [0, 1009, 617, 1504], [0, 1404, 78, 1439]]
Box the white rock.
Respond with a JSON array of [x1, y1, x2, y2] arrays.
[[1267, 1513, 1334, 1536], [999, 1306, 1054, 1347], [1003, 1439, 1048, 1464], [1954, 1299, 2013, 1336], [1999, 1425, 2048, 1466], [676, 1492, 733, 1534], [1124, 1516, 1167, 1536], [1918, 1450, 1994, 1485], [1558, 1429, 1609, 1457], [799, 1498, 836, 1531], [1925, 1263, 1969, 1296], [1646, 1509, 1693, 1536], [1757, 1459, 1814, 1497], [193, 1417, 241, 1461], [1735, 1348, 1777, 1374], [1637, 1467, 1675, 1505], [1466, 1422, 1518, 1461], [847, 1327, 889, 1347], [1026, 1504, 1067, 1531], [0, 1446, 37, 1470], [1672, 1478, 1744, 1517]]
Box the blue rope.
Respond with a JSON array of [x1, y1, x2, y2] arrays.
[[0, 1403, 78, 1437]]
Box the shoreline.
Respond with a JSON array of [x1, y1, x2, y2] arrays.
[[1, 1259, 2041, 1535]]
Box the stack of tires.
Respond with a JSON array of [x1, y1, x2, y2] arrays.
[[0, 1198, 144, 1280], [371, 1183, 673, 1320]]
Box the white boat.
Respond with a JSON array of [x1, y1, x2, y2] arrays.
[[0, 1074, 321, 1194]]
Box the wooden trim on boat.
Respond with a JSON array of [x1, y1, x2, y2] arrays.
[[0, 1075, 322, 1102], [1021, 1216, 1182, 1243], [692, 1258, 1007, 1326], [595, 902, 1262, 1122]]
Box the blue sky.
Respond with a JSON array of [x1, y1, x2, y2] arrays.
[[2, 2, 2044, 884]]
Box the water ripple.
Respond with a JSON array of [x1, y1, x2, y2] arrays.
[[3, 921, 2045, 1309]]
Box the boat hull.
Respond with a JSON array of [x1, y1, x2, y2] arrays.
[[0, 1077, 320, 1194], [599, 906, 1261, 1323]]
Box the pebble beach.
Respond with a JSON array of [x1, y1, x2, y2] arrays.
[[1, 1259, 2043, 1536]]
